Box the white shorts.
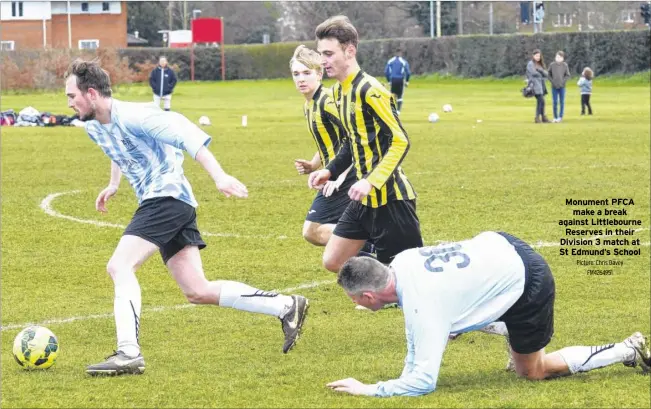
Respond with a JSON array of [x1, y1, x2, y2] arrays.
[[153, 94, 172, 109]]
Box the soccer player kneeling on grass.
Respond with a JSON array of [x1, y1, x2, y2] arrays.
[[327, 231, 650, 396], [64, 59, 309, 376]]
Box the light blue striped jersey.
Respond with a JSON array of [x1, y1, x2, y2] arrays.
[[372, 231, 526, 397], [84, 99, 211, 208]]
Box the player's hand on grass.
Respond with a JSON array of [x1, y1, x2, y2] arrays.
[[308, 169, 331, 190], [216, 174, 248, 198], [348, 179, 372, 201], [326, 378, 375, 396], [95, 185, 118, 213], [294, 159, 316, 175]]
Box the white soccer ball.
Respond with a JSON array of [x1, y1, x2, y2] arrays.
[[428, 113, 440, 123], [442, 104, 453, 113], [13, 326, 59, 370], [198, 116, 211, 126]]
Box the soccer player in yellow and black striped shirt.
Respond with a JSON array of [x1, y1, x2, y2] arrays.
[[291, 45, 376, 253], [309, 16, 423, 271]]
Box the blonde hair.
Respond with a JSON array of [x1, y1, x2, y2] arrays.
[[289, 45, 323, 74], [315, 15, 359, 48], [582, 67, 594, 80]]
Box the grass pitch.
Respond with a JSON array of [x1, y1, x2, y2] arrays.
[[1, 75, 649, 408]]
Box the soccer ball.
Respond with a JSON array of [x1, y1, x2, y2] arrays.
[[13, 326, 59, 370], [198, 115, 211, 126], [442, 104, 453, 113], [428, 113, 440, 123]]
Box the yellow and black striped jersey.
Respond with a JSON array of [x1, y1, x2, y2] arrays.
[[326, 69, 417, 208], [303, 85, 346, 167]]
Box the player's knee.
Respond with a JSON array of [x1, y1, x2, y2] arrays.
[[322, 254, 342, 273], [303, 224, 328, 246], [106, 258, 129, 279], [515, 365, 546, 381]]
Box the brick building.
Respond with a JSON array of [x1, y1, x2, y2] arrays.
[[0, 1, 127, 50]]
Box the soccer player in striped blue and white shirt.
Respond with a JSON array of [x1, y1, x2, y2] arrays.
[[327, 231, 650, 397], [64, 59, 309, 376]]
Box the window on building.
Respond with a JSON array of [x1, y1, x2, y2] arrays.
[[620, 9, 636, 23], [102, 2, 110, 12], [81, 2, 89, 12], [11, 2, 24, 17], [1, 41, 16, 51], [553, 13, 572, 27], [79, 39, 99, 49]]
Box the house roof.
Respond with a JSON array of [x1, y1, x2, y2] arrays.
[[127, 33, 148, 45]]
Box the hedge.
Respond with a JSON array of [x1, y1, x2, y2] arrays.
[[2, 30, 649, 89], [119, 30, 651, 81]]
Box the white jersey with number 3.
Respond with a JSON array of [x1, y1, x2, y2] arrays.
[[372, 231, 527, 397]]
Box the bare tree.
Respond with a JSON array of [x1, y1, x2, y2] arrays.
[[280, 2, 416, 41]]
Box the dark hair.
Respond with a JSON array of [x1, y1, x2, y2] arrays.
[[556, 50, 565, 58], [64, 58, 112, 97], [532, 49, 546, 69], [315, 15, 359, 48]]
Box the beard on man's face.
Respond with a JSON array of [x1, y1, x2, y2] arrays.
[[80, 109, 96, 121]]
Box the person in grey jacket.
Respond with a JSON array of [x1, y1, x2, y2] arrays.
[[548, 51, 571, 122], [526, 49, 550, 123], [577, 67, 593, 115]]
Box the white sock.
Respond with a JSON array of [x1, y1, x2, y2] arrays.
[[113, 270, 142, 358], [218, 281, 294, 318], [479, 322, 509, 337], [558, 342, 636, 373]]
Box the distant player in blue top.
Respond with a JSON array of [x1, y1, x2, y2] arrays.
[[384, 48, 411, 115], [327, 231, 650, 397], [64, 59, 309, 376]]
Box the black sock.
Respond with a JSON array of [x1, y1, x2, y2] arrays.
[[164, 108, 170, 111]]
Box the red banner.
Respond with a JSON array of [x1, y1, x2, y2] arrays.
[[192, 18, 223, 43]]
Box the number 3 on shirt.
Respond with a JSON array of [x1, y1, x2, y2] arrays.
[[419, 244, 470, 272]]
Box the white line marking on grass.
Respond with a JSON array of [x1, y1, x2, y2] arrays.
[[40, 191, 291, 240], [0, 279, 336, 332]]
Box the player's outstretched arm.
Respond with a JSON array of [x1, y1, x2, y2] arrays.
[[195, 146, 248, 199], [95, 161, 121, 213]]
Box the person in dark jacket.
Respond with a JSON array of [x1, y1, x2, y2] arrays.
[[526, 49, 550, 123], [149, 56, 177, 111], [384, 48, 411, 115]]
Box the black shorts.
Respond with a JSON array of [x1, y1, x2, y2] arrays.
[[390, 78, 405, 99], [123, 196, 207, 264], [305, 171, 356, 225], [497, 231, 555, 355], [333, 199, 423, 264]]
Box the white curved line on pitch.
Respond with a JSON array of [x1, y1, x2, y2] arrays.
[[0, 279, 336, 332], [40, 190, 291, 240]]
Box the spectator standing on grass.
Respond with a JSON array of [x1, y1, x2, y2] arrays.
[[577, 67, 593, 115], [548, 51, 571, 123], [149, 56, 177, 111], [384, 48, 411, 115], [526, 49, 550, 123]]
